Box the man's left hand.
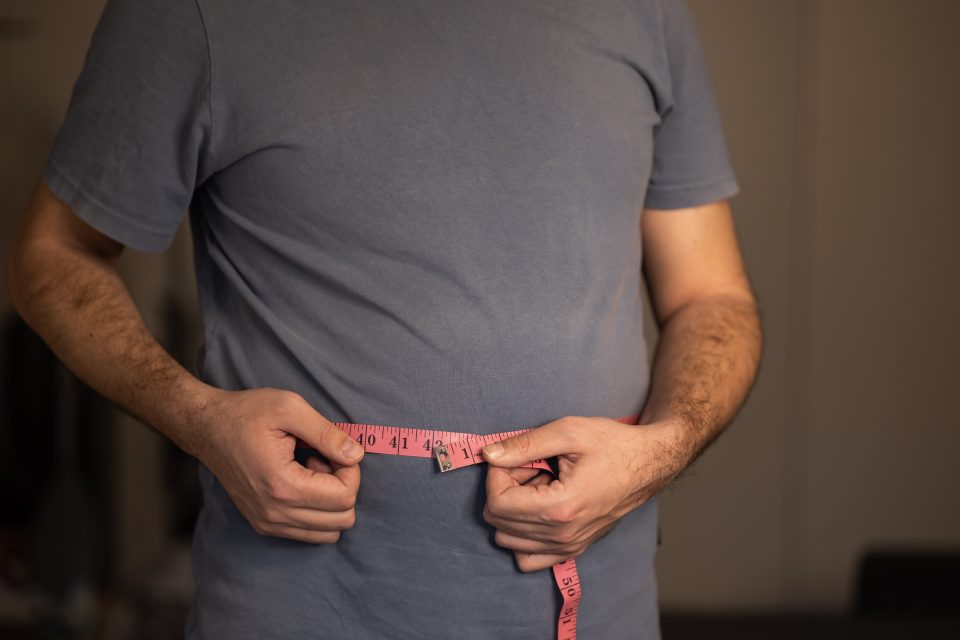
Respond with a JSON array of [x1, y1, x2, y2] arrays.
[[482, 415, 687, 572]]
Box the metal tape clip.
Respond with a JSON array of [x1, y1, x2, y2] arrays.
[[433, 443, 453, 472]]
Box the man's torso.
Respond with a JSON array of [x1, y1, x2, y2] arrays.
[[187, 1, 668, 637]]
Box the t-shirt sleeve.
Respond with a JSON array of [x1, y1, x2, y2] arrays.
[[644, 0, 739, 210], [40, 0, 211, 252]]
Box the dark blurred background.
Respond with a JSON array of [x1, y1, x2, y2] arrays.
[[1, 1, 958, 638]]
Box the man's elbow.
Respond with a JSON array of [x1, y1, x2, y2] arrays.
[[657, 284, 758, 329], [8, 223, 49, 326]]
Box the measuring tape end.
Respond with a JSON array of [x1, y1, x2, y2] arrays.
[[433, 444, 453, 472]]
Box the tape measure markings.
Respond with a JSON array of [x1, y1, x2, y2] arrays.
[[554, 558, 582, 640], [294, 414, 640, 640], [435, 431, 549, 473]]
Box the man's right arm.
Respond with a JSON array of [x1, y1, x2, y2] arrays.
[[8, 180, 364, 543]]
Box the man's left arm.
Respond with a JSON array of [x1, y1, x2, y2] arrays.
[[482, 199, 762, 572]]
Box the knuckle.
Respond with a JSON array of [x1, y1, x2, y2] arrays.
[[283, 389, 305, 405], [277, 390, 306, 413], [517, 557, 538, 573], [334, 491, 357, 511], [264, 480, 291, 503], [322, 531, 341, 543], [340, 509, 357, 530], [314, 419, 335, 437], [552, 530, 577, 546], [260, 506, 282, 524], [544, 504, 577, 525], [558, 417, 583, 441], [513, 433, 532, 457], [494, 530, 520, 550], [560, 502, 583, 524]]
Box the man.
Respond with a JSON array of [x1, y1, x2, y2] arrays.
[[8, 0, 761, 638]]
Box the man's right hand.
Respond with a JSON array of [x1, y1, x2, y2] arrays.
[[9, 183, 364, 546], [196, 388, 364, 544]]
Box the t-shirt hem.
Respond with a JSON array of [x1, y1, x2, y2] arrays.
[[644, 177, 740, 210], [41, 159, 176, 253]]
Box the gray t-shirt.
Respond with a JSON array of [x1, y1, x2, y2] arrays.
[[42, 1, 737, 637]]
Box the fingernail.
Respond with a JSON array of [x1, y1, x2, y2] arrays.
[[483, 443, 504, 459], [342, 441, 362, 458]]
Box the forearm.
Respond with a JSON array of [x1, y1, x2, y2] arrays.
[[639, 292, 762, 473], [482, 291, 761, 568], [8, 236, 217, 458]]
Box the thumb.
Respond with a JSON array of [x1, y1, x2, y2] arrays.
[[482, 420, 576, 467], [312, 420, 365, 465], [283, 400, 364, 465]]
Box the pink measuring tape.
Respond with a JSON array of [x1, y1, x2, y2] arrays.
[[297, 414, 640, 640]]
